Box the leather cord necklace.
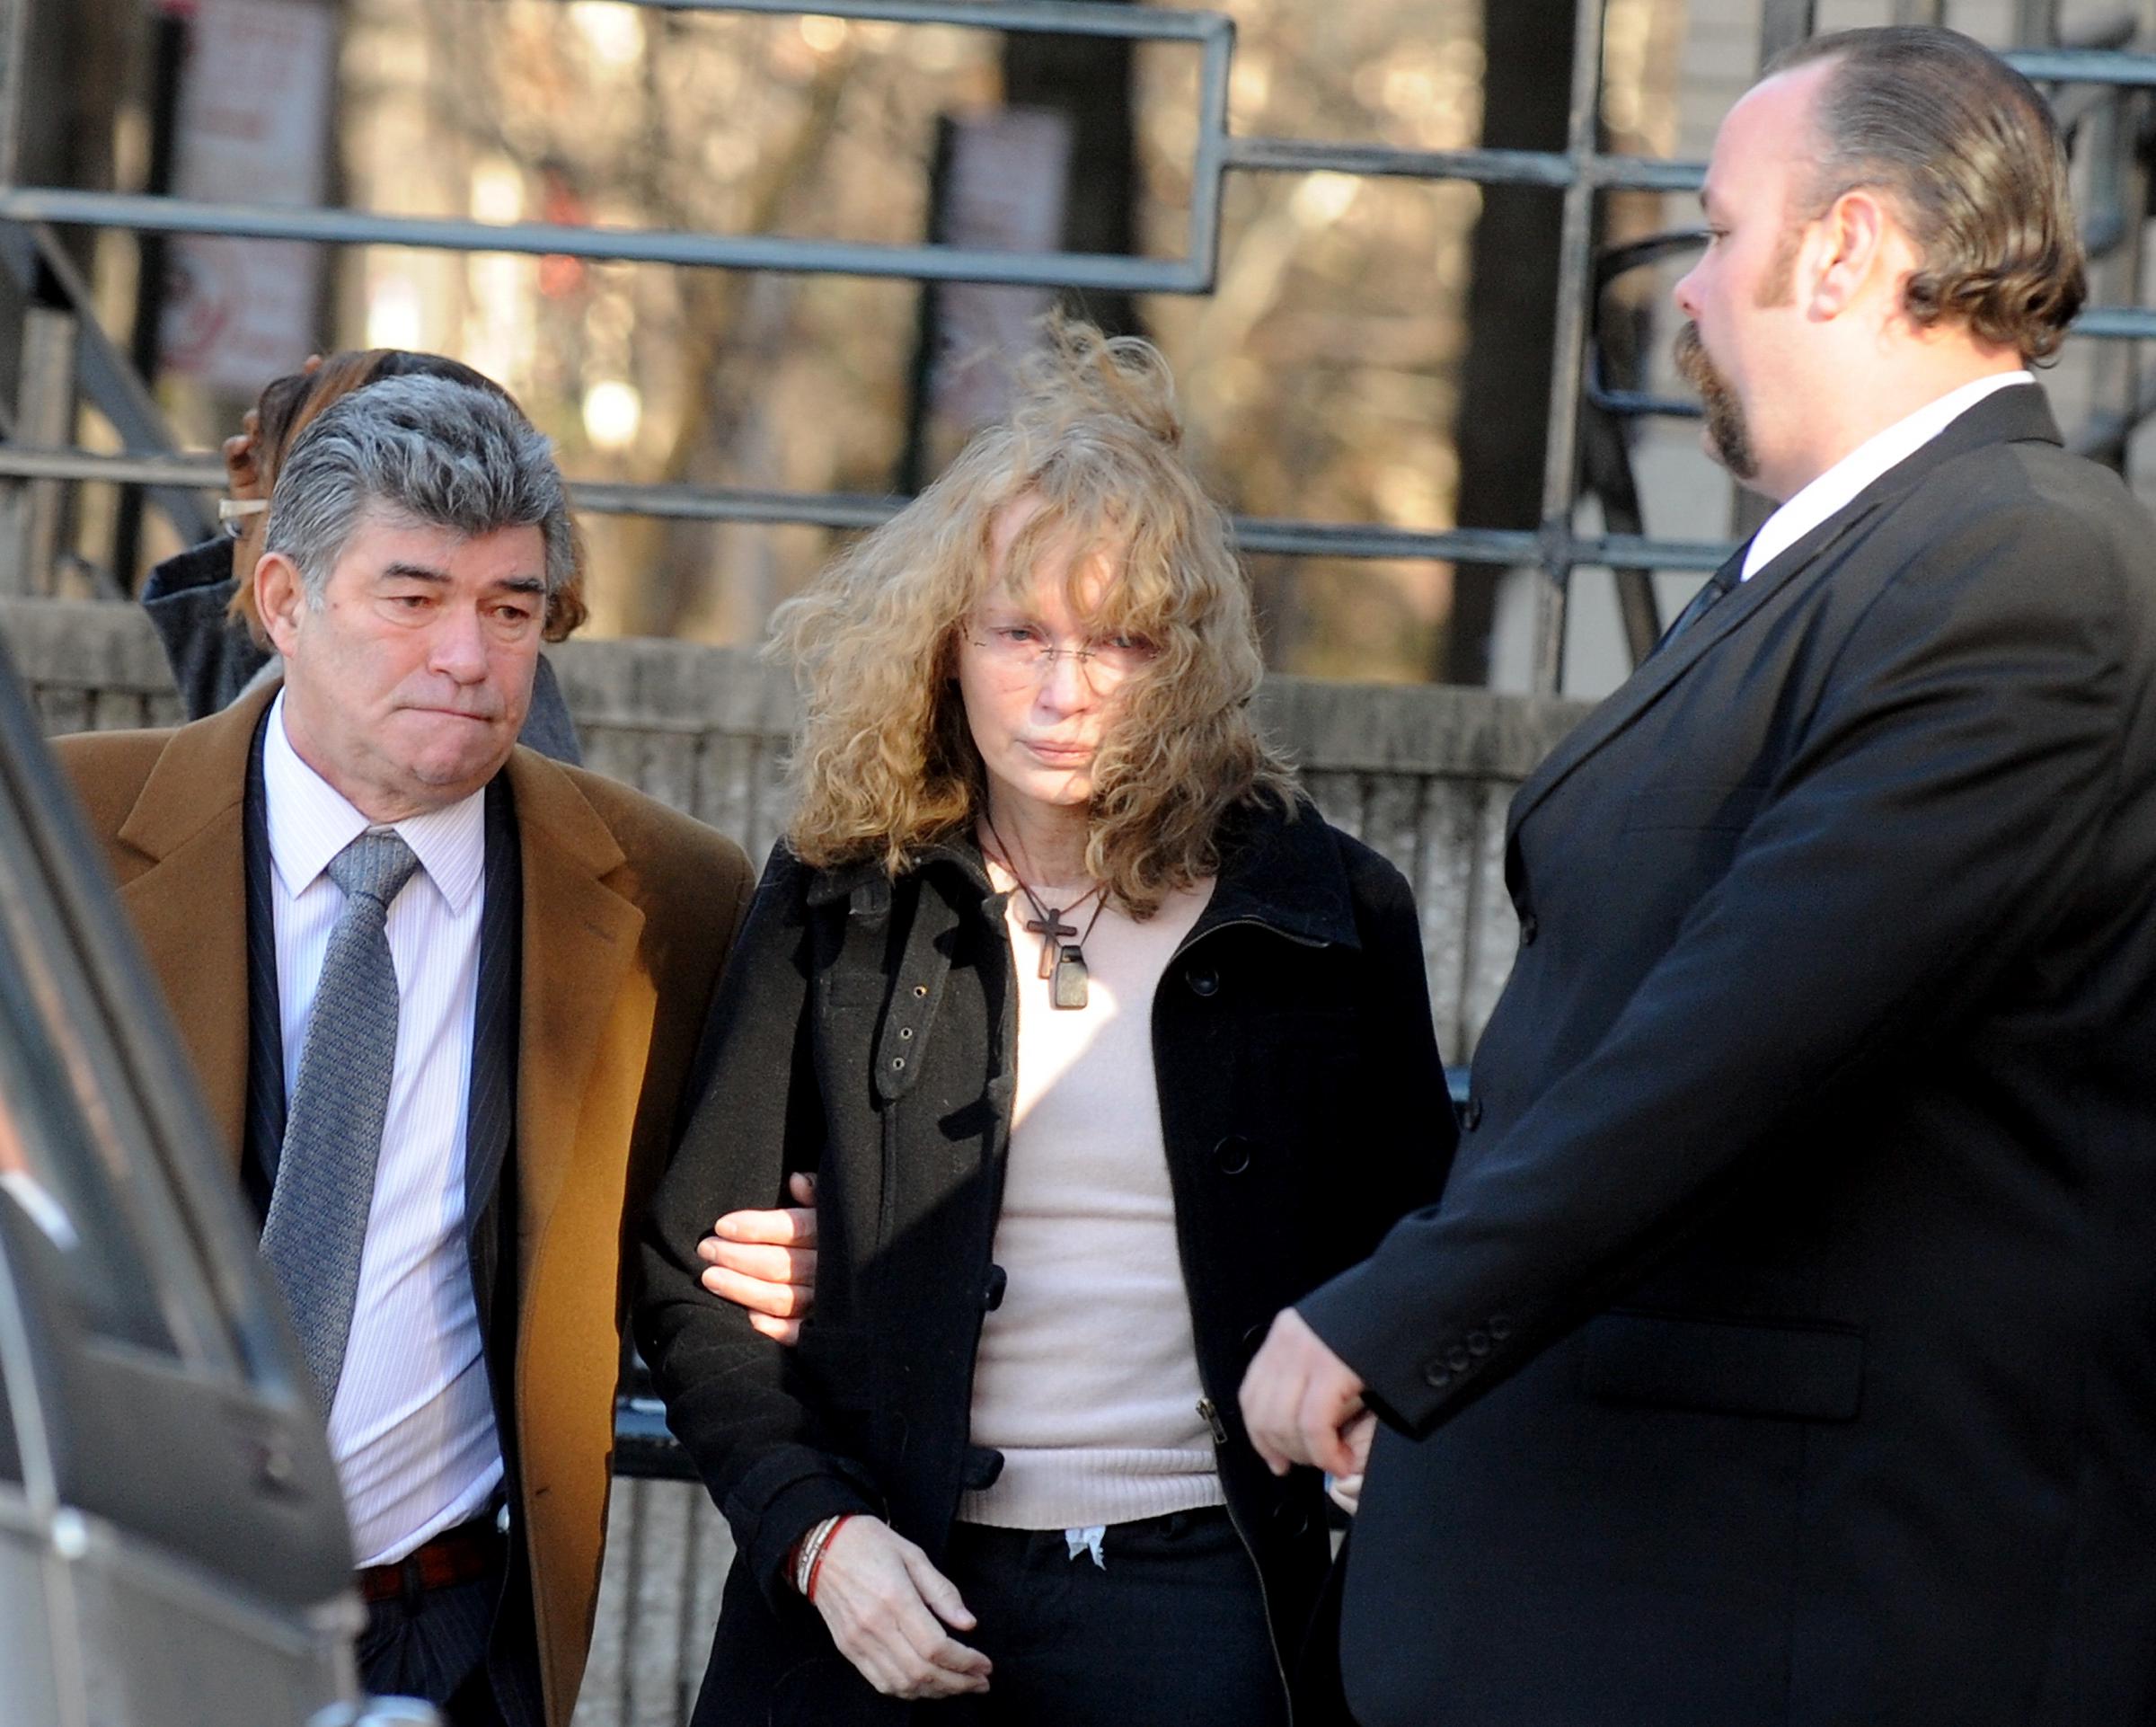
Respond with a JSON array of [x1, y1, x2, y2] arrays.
[[983, 817, 1110, 1009]]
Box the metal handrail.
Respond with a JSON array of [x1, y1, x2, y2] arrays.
[[4, 2, 2156, 691], [0, 443, 1736, 572]]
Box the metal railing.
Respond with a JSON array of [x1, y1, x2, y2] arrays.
[[2, 0, 2153, 695]]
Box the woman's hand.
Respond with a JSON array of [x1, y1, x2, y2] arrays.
[[808, 1517, 992, 1698], [698, 1171, 818, 1342]]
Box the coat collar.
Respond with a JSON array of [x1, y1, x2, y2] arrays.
[[116, 679, 273, 864], [1507, 381, 2062, 843], [800, 793, 1361, 950], [110, 684, 276, 1160], [502, 746, 643, 1243]]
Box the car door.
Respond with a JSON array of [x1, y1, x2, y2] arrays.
[[0, 632, 363, 1727]]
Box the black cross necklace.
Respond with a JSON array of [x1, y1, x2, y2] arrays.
[[983, 817, 1109, 1009]]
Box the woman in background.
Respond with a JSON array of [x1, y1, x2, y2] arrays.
[[639, 320, 1454, 1726]]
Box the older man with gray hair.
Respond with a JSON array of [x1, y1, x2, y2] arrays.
[[54, 375, 753, 1725]]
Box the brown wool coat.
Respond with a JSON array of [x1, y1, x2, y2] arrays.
[[52, 684, 751, 1726]]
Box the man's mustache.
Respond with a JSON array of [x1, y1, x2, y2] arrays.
[[1673, 321, 1711, 391]]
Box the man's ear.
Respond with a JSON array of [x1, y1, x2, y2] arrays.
[[1806, 188, 1890, 322], [254, 551, 308, 660]]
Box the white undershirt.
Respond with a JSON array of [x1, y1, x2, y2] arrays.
[[1742, 371, 2034, 581], [264, 692, 502, 1567]]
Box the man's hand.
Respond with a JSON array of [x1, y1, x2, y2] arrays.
[[1324, 1410, 1378, 1516], [1239, 1306, 1367, 1477], [698, 1171, 817, 1342], [808, 1517, 992, 1699]]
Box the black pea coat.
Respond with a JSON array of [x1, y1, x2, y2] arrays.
[[638, 798, 1452, 1726], [1300, 384, 2156, 1726]]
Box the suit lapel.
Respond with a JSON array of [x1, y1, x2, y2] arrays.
[[506, 748, 648, 1259], [114, 685, 278, 1167], [1506, 382, 2063, 845]]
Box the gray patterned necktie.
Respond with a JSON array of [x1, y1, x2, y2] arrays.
[[261, 828, 421, 1409]]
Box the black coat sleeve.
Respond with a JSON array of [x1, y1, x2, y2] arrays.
[[634, 843, 881, 1606], [1300, 500, 2135, 1433]]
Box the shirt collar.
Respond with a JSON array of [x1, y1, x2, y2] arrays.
[[262, 690, 486, 911], [1742, 370, 2035, 582]]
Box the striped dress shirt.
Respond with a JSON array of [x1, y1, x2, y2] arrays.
[[263, 694, 502, 1568]]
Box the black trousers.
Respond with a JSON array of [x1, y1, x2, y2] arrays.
[[356, 1528, 516, 1727], [933, 1508, 1289, 1727]]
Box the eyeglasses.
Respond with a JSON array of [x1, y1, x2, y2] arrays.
[[966, 622, 1161, 687], [217, 497, 268, 539]]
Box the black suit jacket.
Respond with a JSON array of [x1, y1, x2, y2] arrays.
[[1301, 384, 2156, 1726]]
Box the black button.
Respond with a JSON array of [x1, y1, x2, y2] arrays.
[[1423, 1363, 1454, 1390], [1445, 1345, 1472, 1373], [1488, 1314, 1514, 1341], [1466, 1330, 1490, 1356], [1519, 913, 1539, 945], [1462, 1096, 1484, 1131], [1268, 1501, 1312, 1539], [982, 1264, 1008, 1311], [1214, 1134, 1253, 1174], [1241, 1322, 1268, 1352], [1186, 966, 1220, 997]]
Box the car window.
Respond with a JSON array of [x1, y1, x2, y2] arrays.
[[0, 941, 177, 1359]]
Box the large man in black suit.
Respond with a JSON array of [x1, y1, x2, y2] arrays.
[[1242, 28, 2156, 1726]]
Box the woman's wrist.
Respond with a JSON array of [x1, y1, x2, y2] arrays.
[[790, 1513, 853, 1599]]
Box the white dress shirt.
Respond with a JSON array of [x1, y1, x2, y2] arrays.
[[1742, 370, 2035, 581], [264, 693, 502, 1567]]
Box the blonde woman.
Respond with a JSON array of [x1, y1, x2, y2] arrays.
[[638, 323, 1453, 1727]]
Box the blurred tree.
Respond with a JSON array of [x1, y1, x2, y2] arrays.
[[1443, 3, 1570, 685]]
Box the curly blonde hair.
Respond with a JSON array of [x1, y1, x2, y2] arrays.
[[771, 318, 1294, 916]]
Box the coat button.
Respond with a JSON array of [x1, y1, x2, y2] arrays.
[[1186, 966, 1220, 997], [1518, 913, 1539, 946], [1214, 1135, 1253, 1174], [1488, 1314, 1514, 1341], [1445, 1344, 1472, 1373], [1423, 1363, 1454, 1390], [982, 1264, 1007, 1311], [1462, 1095, 1484, 1131], [1268, 1501, 1312, 1540], [1466, 1330, 1490, 1356]]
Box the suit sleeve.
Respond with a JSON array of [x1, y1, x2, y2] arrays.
[[634, 843, 881, 1605], [1300, 501, 2136, 1434]]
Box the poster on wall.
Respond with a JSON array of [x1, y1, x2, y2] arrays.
[[157, 0, 337, 395], [925, 107, 1071, 436]]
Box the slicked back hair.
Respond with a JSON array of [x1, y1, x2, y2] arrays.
[[1769, 26, 2085, 359], [263, 374, 576, 603]]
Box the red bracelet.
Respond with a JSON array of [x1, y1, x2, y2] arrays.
[[807, 1514, 853, 1602]]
